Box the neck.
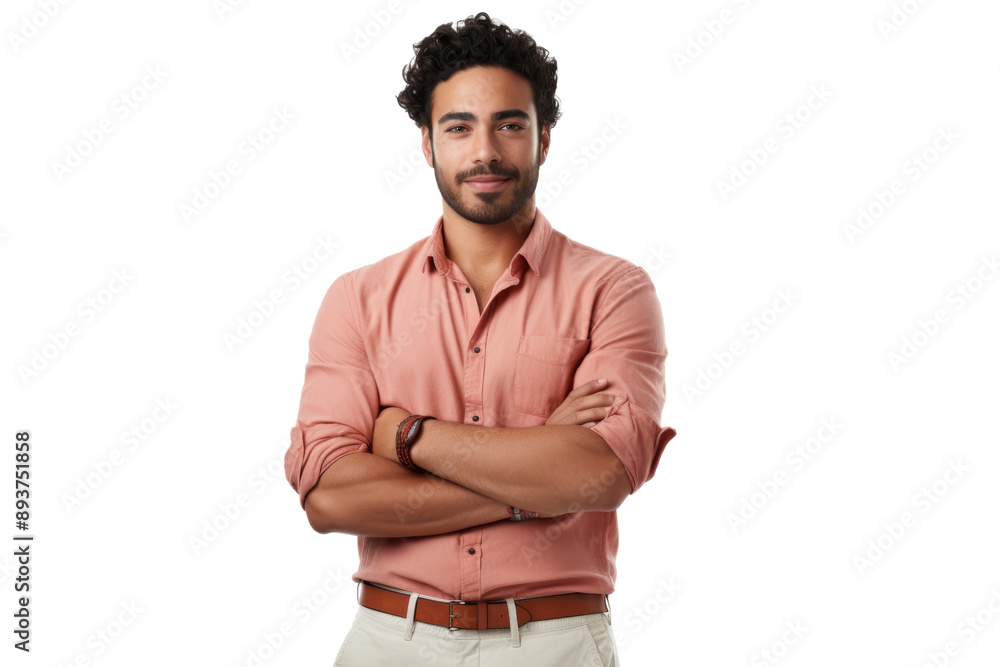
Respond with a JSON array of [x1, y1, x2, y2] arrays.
[[441, 201, 536, 281]]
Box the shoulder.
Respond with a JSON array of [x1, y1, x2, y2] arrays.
[[548, 226, 652, 297], [326, 233, 432, 299]]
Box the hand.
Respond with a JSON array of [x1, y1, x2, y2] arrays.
[[372, 406, 412, 462], [545, 379, 615, 428]]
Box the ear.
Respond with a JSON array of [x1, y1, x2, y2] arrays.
[[539, 125, 551, 166], [421, 126, 434, 167]]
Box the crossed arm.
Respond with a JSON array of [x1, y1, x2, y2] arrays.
[[303, 379, 630, 537], [298, 266, 669, 538]]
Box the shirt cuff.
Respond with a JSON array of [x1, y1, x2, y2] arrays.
[[588, 399, 676, 494], [284, 425, 369, 510]]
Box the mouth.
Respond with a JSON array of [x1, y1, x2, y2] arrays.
[[464, 177, 511, 192]]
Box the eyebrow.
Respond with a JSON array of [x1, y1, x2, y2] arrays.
[[437, 109, 531, 126]]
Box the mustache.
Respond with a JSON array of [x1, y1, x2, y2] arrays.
[[458, 165, 519, 181]]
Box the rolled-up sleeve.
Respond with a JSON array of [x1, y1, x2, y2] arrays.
[[284, 272, 378, 509], [573, 265, 676, 494]]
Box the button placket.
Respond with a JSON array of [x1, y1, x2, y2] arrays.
[[463, 284, 490, 427], [458, 530, 482, 600]]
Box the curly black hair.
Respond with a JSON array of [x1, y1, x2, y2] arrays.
[[396, 12, 561, 140]]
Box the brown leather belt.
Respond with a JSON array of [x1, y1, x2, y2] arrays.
[[358, 582, 608, 631]]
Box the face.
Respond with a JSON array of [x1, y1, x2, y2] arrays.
[[421, 65, 550, 225]]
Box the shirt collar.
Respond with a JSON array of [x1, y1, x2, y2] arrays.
[[421, 208, 552, 278]]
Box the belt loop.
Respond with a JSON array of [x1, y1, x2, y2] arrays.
[[505, 598, 521, 648], [402, 592, 420, 641]]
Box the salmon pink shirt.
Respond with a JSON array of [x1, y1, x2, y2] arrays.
[[284, 208, 676, 601]]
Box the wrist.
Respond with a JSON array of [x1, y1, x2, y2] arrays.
[[507, 506, 539, 521], [406, 416, 437, 469], [377, 407, 411, 461], [395, 415, 435, 471]]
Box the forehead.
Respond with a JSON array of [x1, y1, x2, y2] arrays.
[[431, 66, 536, 119]]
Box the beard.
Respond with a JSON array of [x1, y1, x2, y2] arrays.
[[432, 145, 540, 225]]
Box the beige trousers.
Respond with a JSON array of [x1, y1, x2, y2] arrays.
[[334, 603, 620, 666]]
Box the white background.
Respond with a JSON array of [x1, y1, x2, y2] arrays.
[[2, 1, 999, 665]]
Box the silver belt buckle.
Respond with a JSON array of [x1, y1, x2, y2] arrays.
[[447, 599, 469, 631]]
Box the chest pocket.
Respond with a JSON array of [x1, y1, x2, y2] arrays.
[[512, 335, 591, 418]]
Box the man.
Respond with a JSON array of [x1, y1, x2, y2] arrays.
[[284, 12, 676, 666]]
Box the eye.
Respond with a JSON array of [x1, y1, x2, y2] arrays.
[[445, 126, 468, 133], [500, 123, 523, 131]]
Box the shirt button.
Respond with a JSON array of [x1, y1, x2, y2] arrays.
[[473, 346, 481, 353], [465, 287, 471, 293], [467, 548, 476, 555], [472, 416, 479, 422]]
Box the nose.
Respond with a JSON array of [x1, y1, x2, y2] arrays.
[[472, 127, 502, 166]]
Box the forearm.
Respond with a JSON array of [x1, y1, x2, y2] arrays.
[[409, 422, 630, 515], [304, 451, 510, 538]]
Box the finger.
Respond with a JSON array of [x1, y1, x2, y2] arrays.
[[559, 406, 611, 427], [588, 405, 612, 421], [565, 379, 609, 398], [575, 392, 615, 408], [561, 394, 614, 418]]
